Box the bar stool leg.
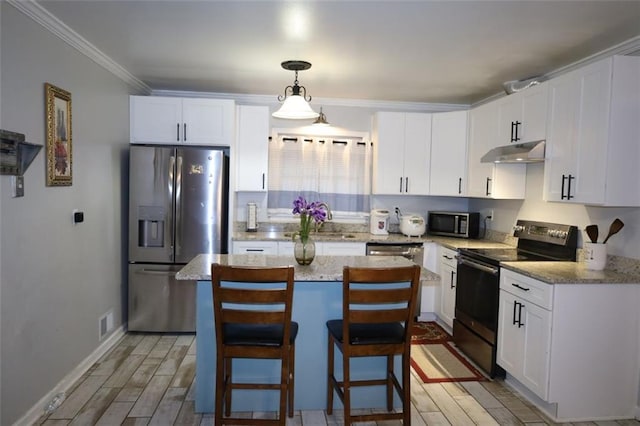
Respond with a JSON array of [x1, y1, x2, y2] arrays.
[[386, 354, 394, 411], [288, 344, 295, 417], [403, 351, 411, 424], [224, 358, 232, 416], [343, 352, 351, 425]]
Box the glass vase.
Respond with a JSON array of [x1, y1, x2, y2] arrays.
[[294, 236, 316, 265]]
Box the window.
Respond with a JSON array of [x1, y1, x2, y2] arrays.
[[268, 132, 371, 219]]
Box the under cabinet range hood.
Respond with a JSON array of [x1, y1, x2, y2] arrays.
[[481, 140, 545, 163]]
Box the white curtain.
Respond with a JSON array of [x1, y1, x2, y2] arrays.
[[268, 134, 371, 216]]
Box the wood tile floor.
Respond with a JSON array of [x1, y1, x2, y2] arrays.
[[35, 333, 640, 426]]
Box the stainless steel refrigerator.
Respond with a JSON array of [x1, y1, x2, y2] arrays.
[[128, 145, 228, 332]]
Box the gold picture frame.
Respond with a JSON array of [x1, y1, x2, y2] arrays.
[[45, 83, 72, 186]]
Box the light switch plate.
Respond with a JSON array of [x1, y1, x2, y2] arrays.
[[11, 176, 24, 198]]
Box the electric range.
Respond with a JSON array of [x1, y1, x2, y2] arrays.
[[453, 220, 578, 377]]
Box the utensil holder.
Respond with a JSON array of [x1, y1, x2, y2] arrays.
[[584, 242, 607, 270]]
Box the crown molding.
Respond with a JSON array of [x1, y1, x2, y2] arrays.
[[8, 0, 151, 94], [472, 35, 640, 107], [150, 90, 468, 112]]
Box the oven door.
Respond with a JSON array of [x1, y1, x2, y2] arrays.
[[455, 255, 500, 344]]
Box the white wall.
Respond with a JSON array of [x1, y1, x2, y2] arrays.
[[469, 163, 640, 259], [0, 4, 134, 423]]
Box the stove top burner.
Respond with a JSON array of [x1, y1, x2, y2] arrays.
[[460, 248, 550, 263], [458, 219, 579, 265]]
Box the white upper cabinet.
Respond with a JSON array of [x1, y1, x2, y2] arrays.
[[235, 105, 269, 191], [543, 56, 640, 206], [496, 82, 548, 145], [467, 103, 526, 199], [130, 96, 235, 146], [429, 110, 468, 196], [372, 112, 432, 195]]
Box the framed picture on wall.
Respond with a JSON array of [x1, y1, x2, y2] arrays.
[[45, 83, 72, 186]]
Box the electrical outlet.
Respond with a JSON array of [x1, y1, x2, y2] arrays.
[[488, 210, 494, 221]]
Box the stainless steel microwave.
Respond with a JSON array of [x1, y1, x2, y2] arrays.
[[428, 211, 480, 239]]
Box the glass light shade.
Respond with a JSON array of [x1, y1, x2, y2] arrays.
[[272, 95, 319, 119]]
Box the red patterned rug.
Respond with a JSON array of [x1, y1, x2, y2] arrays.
[[411, 321, 451, 344], [410, 322, 485, 383]]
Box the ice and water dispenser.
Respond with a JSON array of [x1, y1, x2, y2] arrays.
[[137, 205, 165, 247]]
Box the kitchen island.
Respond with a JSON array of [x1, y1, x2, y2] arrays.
[[176, 253, 438, 414]]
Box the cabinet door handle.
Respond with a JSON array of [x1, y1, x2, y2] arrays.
[[486, 177, 492, 196], [405, 177, 409, 193], [399, 177, 403, 193], [176, 123, 180, 142], [512, 301, 519, 325], [510, 122, 516, 142], [450, 270, 456, 289], [513, 121, 521, 142], [561, 174, 567, 200], [458, 177, 462, 194], [262, 173, 265, 190], [567, 174, 574, 200], [518, 302, 525, 328], [246, 248, 265, 252], [183, 123, 187, 141]]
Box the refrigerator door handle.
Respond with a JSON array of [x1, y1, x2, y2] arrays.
[[168, 155, 176, 255], [174, 155, 183, 257]]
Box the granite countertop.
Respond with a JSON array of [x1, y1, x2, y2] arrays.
[[233, 230, 514, 250], [177, 253, 440, 282], [501, 261, 640, 285]]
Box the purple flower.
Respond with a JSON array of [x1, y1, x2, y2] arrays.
[[292, 195, 328, 242]]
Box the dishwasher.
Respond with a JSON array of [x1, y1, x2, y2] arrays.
[[365, 242, 424, 317]]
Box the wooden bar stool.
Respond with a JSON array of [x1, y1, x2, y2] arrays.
[[326, 265, 420, 425], [211, 263, 297, 426]]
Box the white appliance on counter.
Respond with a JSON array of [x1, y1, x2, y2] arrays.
[[399, 213, 426, 237], [370, 209, 390, 234]]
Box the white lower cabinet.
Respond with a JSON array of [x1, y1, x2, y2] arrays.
[[498, 287, 552, 400], [277, 241, 295, 256], [438, 247, 458, 328], [232, 241, 278, 254], [281, 241, 366, 256], [233, 240, 366, 257], [497, 268, 640, 421], [317, 242, 365, 256]]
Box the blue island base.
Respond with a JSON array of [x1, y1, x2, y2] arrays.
[[196, 280, 404, 413]]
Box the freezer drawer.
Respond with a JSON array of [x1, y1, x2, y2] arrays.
[[128, 264, 195, 332]]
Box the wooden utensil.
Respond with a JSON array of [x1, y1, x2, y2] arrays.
[[585, 225, 599, 243], [602, 218, 624, 244]]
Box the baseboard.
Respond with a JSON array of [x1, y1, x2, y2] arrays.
[[417, 312, 437, 322], [13, 326, 125, 426]]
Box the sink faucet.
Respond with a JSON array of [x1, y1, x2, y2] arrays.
[[318, 202, 333, 221]]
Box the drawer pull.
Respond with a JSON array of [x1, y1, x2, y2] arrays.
[[511, 283, 530, 292]]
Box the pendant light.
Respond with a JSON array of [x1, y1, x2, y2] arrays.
[[312, 107, 330, 126], [273, 60, 319, 120]]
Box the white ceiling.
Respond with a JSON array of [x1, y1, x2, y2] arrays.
[[29, 0, 640, 105]]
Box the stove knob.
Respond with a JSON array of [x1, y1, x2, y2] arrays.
[[559, 231, 568, 239], [513, 225, 525, 233]]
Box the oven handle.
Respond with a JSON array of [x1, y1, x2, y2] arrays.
[[458, 257, 499, 275]]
